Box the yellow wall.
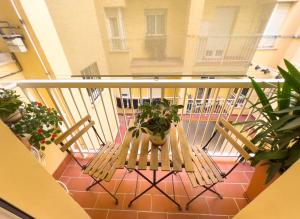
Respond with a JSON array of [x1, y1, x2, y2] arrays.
[[45, 0, 109, 76], [0, 121, 90, 219], [0, 0, 53, 79], [234, 159, 300, 219]]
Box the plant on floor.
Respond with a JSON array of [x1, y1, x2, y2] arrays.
[[129, 98, 183, 142], [0, 88, 23, 122], [240, 59, 300, 183], [9, 102, 63, 151]]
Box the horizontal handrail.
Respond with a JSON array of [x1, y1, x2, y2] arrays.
[[15, 79, 283, 88]]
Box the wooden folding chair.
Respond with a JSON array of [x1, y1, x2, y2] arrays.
[[54, 115, 122, 204], [186, 118, 257, 209]]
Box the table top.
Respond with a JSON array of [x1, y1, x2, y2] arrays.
[[116, 122, 194, 172]]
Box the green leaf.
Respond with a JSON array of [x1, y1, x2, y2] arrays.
[[278, 117, 300, 131], [250, 77, 276, 120], [278, 66, 300, 94], [284, 59, 300, 83], [128, 126, 135, 131]]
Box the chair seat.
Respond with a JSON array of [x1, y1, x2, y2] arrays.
[[83, 142, 120, 182], [187, 147, 224, 187]]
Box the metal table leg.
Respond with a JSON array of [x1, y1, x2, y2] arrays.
[[128, 169, 182, 211]]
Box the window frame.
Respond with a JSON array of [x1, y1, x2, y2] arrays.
[[105, 8, 127, 51], [145, 9, 167, 37]]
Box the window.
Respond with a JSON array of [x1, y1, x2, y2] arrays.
[[145, 9, 166, 36], [105, 8, 127, 51], [80, 62, 102, 102], [259, 3, 291, 48]]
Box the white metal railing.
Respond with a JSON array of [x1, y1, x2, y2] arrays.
[[197, 36, 260, 64], [14, 79, 281, 157]]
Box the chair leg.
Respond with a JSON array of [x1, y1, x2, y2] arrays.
[[185, 183, 219, 210], [114, 169, 129, 195], [86, 178, 119, 205]]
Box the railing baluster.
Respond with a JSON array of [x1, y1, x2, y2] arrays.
[[78, 88, 102, 149], [129, 88, 135, 121], [87, 88, 107, 143], [33, 88, 47, 106], [187, 88, 199, 138], [119, 88, 128, 129], [99, 89, 115, 142], [211, 88, 232, 154], [217, 88, 242, 154], [46, 88, 84, 157], [68, 88, 95, 152], [109, 88, 123, 143], [181, 88, 187, 120], [59, 88, 90, 153], [199, 88, 220, 146], [192, 88, 209, 146]]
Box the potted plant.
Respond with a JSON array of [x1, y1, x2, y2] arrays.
[[129, 99, 183, 145], [239, 59, 300, 201], [0, 88, 23, 123], [9, 102, 63, 151]]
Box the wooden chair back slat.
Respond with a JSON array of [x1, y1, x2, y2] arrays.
[[60, 120, 95, 152], [219, 118, 257, 153], [55, 115, 91, 144], [215, 123, 251, 160]]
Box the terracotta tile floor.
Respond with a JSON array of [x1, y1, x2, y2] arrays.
[[58, 158, 254, 219]]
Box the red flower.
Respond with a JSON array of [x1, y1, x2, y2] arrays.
[[51, 134, 57, 139], [59, 116, 64, 121], [37, 129, 43, 134], [36, 102, 42, 107], [40, 139, 46, 144]]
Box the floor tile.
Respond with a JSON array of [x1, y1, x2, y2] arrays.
[[67, 177, 93, 191], [152, 195, 182, 212], [123, 194, 152, 211], [180, 196, 210, 214], [168, 213, 198, 219], [94, 193, 124, 209], [90, 180, 116, 193], [198, 215, 229, 219], [85, 209, 108, 219], [206, 197, 239, 215], [107, 210, 138, 219], [235, 198, 248, 211], [62, 165, 83, 177], [216, 183, 245, 198], [116, 179, 139, 194], [138, 212, 167, 219], [71, 191, 98, 208], [223, 172, 249, 184]]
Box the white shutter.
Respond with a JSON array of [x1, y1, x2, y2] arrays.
[[259, 3, 291, 48], [105, 8, 126, 50]]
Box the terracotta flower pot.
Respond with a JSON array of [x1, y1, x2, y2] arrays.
[[148, 129, 170, 146], [244, 162, 281, 202]]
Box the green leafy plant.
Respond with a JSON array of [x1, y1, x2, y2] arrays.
[[9, 102, 63, 151], [239, 59, 300, 183], [129, 99, 183, 139], [0, 88, 23, 120]]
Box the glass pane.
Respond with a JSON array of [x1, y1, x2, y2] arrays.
[[156, 14, 165, 34], [146, 15, 155, 34], [109, 17, 120, 37]]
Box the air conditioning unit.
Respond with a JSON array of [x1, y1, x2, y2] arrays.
[[145, 36, 166, 60]]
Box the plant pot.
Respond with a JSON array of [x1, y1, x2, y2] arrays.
[[3, 109, 22, 123], [244, 162, 281, 202], [148, 129, 170, 146]]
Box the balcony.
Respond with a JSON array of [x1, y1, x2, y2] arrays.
[[6, 78, 279, 218]]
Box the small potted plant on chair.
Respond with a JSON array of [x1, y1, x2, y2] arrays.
[[0, 88, 23, 123], [9, 102, 63, 151], [129, 98, 183, 145]]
